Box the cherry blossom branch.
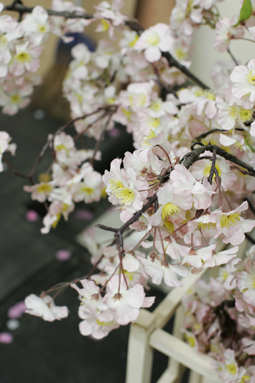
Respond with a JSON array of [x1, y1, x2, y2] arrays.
[[208, 147, 217, 184], [194, 128, 244, 141], [2, 156, 30, 181], [4, 107, 115, 184], [89, 107, 117, 167], [96, 194, 158, 257], [227, 48, 239, 66], [4, 1, 94, 19], [162, 52, 210, 90], [181, 143, 255, 177], [96, 142, 255, 264]]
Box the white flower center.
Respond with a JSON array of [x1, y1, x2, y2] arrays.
[[247, 70, 255, 85], [146, 32, 160, 46]]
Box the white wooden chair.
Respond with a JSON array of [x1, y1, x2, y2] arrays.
[[125, 240, 249, 383]]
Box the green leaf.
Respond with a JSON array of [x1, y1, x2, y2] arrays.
[[235, 0, 252, 26], [245, 137, 255, 152]]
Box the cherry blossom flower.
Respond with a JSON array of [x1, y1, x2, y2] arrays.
[[134, 23, 173, 62], [104, 275, 148, 325], [0, 131, 16, 171], [140, 253, 188, 287], [24, 181, 55, 203], [214, 18, 245, 52], [230, 59, 255, 102], [25, 294, 68, 321], [78, 305, 119, 339], [21, 5, 50, 45]]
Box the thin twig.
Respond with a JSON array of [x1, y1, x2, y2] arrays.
[[227, 48, 239, 66], [208, 148, 217, 184]]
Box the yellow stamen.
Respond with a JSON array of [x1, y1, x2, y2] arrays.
[[138, 94, 147, 107], [194, 88, 204, 97], [36, 184, 53, 194], [38, 173, 51, 182], [52, 204, 69, 229], [148, 116, 160, 128], [198, 222, 216, 230], [229, 105, 239, 120], [150, 101, 162, 111], [52, 214, 61, 229], [55, 144, 68, 153], [205, 90, 216, 100], [108, 179, 124, 193], [115, 188, 134, 205], [175, 48, 186, 60], [96, 319, 114, 326], [11, 94, 21, 104], [162, 203, 179, 220], [240, 375, 250, 383], [16, 52, 31, 63], [38, 25, 47, 33], [163, 219, 174, 233], [246, 274, 255, 289], [220, 213, 240, 228], [142, 129, 156, 146], [100, 19, 109, 31], [146, 32, 160, 46], [234, 141, 244, 151], [226, 363, 237, 376], [221, 270, 229, 281], [129, 35, 139, 47], [101, 187, 107, 198], [238, 107, 253, 122], [81, 186, 94, 195], [185, 334, 196, 348], [121, 108, 131, 120], [247, 70, 255, 85]]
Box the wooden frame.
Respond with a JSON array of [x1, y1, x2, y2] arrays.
[[125, 240, 249, 383]]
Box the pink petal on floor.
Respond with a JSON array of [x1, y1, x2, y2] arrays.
[[8, 301, 26, 319], [26, 210, 39, 222], [74, 209, 94, 220], [108, 128, 120, 137], [0, 332, 13, 344], [56, 249, 72, 261]]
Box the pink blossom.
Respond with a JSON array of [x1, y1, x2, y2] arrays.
[[135, 23, 173, 62], [230, 59, 255, 102], [214, 18, 245, 52], [21, 5, 50, 45], [0, 131, 16, 171], [25, 294, 68, 321], [105, 275, 147, 325], [140, 253, 188, 287]]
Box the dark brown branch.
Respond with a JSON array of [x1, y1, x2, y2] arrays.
[[162, 52, 209, 90], [227, 48, 239, 66], [4, 2, 94, 19], [195, 128, 244, 142], [208, 148, 216, 184], [96, 195, 158, 258], [3, 156, 30, 182], [246, 198, 255, 216], [90, 108, 117, 167], [180, 143, 255, 177]]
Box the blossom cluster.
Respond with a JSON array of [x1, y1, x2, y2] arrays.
[[23, 131, 103, 233], [182, 249, 255, 383], [0, 0, 254, 347]]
